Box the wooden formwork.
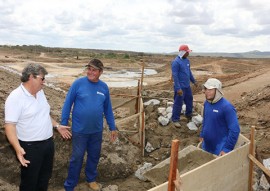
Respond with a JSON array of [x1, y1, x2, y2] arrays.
[[147, 134, 250, 191], [111, 63, 146, 156]]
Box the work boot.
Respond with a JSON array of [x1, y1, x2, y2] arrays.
[[88, 182, 102, 191], [173, 122, 181, 128]]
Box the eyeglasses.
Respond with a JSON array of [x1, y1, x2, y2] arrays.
[[36, 75, 45, 81]]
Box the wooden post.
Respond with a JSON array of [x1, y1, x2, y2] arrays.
[[135, 79, 140, 113], [168, 139, 180, 191], [140, 60, 145, 90], [141, 111, 145, 156], [248, 126, 255, 191]]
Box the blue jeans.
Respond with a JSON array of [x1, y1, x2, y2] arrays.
[[172, 86, 193, 122], [64, 131, 103, 191]]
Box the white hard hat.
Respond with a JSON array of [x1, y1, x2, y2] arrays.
[[203, 78, 223, 95]]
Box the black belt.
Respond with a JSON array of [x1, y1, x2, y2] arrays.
[[19, 137, 53, 144]]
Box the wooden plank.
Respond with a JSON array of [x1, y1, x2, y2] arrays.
[[118, 130, 138, 133], [168, 139, 180, 191], [248, 154, 270, 177], [110, 93, 138, 98], [115, 113, 140, 126], [112, 97, 137, 110]]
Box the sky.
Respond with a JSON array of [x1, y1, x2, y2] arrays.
[[0, 0, 269, 53]]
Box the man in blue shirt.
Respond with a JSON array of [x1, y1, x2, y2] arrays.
[[171, 44, 197, 128], [200, 78, 240, 156], [61, 59, 117, 191]]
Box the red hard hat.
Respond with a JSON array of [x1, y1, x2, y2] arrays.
[[179, 45, 192, 52]]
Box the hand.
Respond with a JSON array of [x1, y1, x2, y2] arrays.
[[16, 147, 30, 167], [57, 125, 72, 139], [197, 138, 203, 148], [173, 169, 182, 191], [177, 89, 183, 96], [194, 82, 198, 87], [110, 130, 118, 142], [219, 151, 226, 156]]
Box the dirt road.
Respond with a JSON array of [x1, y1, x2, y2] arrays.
[[194, 67, 270, 103]]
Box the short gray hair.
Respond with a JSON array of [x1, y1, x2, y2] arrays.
[[21, 63, 48, 82]]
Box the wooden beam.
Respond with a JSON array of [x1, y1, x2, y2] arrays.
[[248, 126, 255, 191], [118, 130, 138, 133], [112, 97, 137, 110], [168, 139, 180, 191], [248, 154, 270, 177], [115, 113, 140, 126], [111, 93, 138, 98]]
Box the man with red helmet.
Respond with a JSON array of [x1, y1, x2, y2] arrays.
[[171, 44, 197, 128]]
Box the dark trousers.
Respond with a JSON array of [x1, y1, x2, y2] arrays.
[[19, 137, 54, 191]]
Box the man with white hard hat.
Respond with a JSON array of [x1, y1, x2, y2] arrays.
[[199, 78, 240, 156]]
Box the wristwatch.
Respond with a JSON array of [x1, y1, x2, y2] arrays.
[[53, 124, 60, 129]]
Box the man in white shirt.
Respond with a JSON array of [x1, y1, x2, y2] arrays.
[[5, 63, 72, 191]]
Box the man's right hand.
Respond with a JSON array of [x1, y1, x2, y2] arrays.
[[16, 147, 30, 167], [177, 89, 183, 96], [57, 125, 72, 139]]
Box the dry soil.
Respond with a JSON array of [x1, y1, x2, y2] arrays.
[[0, 49, 270, 191]]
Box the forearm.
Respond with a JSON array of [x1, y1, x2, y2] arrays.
[[5, 123, 21, 152], [190, 71, 196, 84], [224, 128, 240, 152], [61, 101, 73, 125], [51, 117, 59, 128]]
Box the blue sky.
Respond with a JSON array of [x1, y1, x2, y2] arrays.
[[0, 0, 269, 53]]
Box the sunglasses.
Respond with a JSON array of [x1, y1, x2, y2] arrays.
[[36, 75, 45, 81]]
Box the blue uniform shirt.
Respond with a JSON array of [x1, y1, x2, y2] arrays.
[[171, 56, 196, 91], [61, 77, 116, 134], [200, 98, 240, 155]]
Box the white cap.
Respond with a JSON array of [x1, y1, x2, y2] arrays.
[[203, 78, 223, 95]]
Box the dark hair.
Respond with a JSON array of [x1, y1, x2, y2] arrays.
[[21, 63, 48, 82]]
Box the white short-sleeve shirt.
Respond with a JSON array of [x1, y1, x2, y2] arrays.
[[5, 84, 53, 141]]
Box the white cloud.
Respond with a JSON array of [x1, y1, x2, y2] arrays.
[[0, 0, 269, 53]]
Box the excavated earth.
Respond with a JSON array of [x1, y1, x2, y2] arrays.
[[0, 48, 270, 191]]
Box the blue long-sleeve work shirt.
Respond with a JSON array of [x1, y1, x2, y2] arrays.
[[171, 56, 196, 91], [200, 98, 240, 155], [61, 77, 116, 134]]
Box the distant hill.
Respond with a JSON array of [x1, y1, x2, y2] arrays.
[[190, 50, 270, 58]]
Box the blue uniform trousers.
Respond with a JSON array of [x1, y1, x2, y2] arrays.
[[172, 86, 193, 122], [64, 131, 102, 191]]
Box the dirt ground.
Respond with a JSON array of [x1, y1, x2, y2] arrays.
[[0, 47, 270, 191]]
